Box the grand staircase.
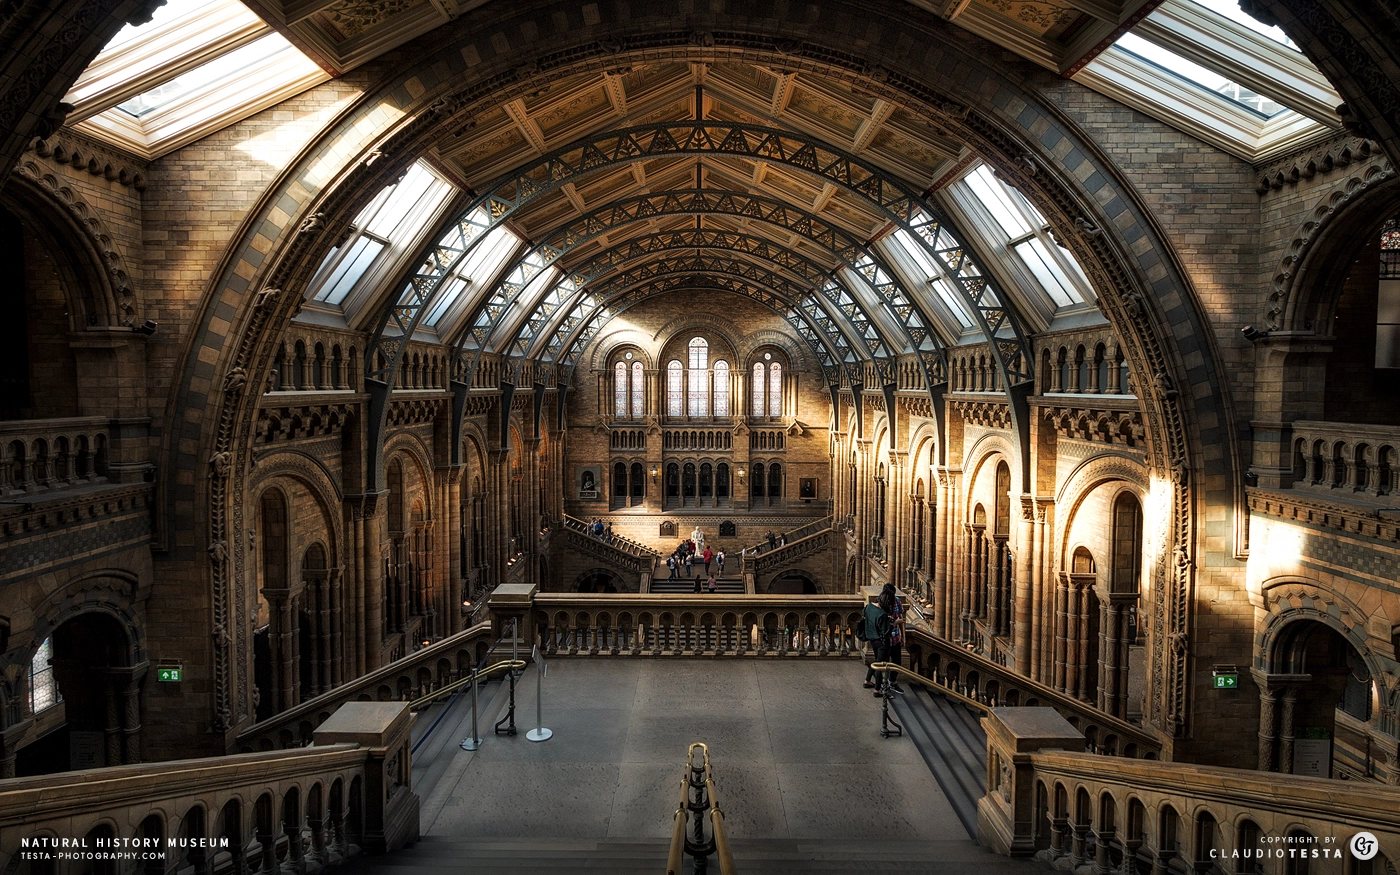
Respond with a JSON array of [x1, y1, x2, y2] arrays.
[[649, 574, 745, 593], [891, 684, 989, 839]]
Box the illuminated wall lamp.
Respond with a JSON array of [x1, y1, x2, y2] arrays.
[[737, 465, 746, 484], [650, 465, 659, 483]]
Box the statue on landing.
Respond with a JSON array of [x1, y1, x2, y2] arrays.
[[690, 526, 705, 550]]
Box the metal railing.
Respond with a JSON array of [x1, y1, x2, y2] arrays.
[[666, 743, 735, 875]]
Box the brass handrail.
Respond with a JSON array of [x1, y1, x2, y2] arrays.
[[408, 659, 526, 710], [665, 742, 736, 875], [870, 661, 991, 714]]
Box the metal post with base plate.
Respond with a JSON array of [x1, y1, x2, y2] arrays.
[[526, 645, 552, 742], [459, 668, 483, 751]]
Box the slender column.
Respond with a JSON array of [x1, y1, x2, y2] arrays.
[[1257, 688, 1279, 771], [328, 568, 344, 687], [103, 674, 123, 765], [1014, 497, 1035, 674], [936, 469, 957, 639], [1053, 572, 1069, 692], [362, 494, 386, 671], [1279, 688, 1299, 773], [444, 467, 463, 635], [120, 667, 143, 764], [1076, 582, 1092, 702]]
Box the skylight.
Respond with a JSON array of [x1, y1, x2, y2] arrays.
[[943, 165, 1091, 317], [887, 230, 975, 330], [305, 162, 456, 312], [1114, 32, 1285, 118], [116, 34, 290, 118], [423, 223, 520, 327], [1187, 0, 1297, 49], [63, 0, 329, 158]]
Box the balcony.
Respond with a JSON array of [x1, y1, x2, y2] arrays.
[[0, 416, 150, 495], [1289, 421, 1399, 506]]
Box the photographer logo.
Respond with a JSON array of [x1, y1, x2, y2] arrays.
[[1350, 832, 1378, 861]]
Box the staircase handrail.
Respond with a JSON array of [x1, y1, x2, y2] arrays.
[[666, 742, 736, 875], [561, 512, 660, 557], [235, 620, 494, 750], [903, 625, 1161, 757]]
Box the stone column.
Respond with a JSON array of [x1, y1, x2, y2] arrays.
[[886, 450, 908, 590], [1053, 572, 1070, 693], [328, 567, 344, 687], [1256, 685, 1279, 771], [361, 493, 387, 672], [313, 702, 420, 854], [444, 467, 463, 635], [1279, 688, 1299, 774], [1014, 496, 1035, 675]]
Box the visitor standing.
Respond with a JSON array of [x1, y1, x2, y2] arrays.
[[766, 530, 776, 550], [860, 593, 892, 694], [702, 546, 713, 574], [706, 574, 718, 594], [716, 549, 725, 574], [667, 555, 677, 580]]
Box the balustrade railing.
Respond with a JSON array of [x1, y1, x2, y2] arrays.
[[236, 621, 493, 751], [662, 427, 734, 451], [1291, 420, 1400, 501], [0, 701, 417, 873], [0, 416, 148, 494], [903, 626, 1161, 758], [561, 514, 659, 558], [532, 594, 862, 658], [981, 707, 1400, 870], [739, 516, 831, 558]]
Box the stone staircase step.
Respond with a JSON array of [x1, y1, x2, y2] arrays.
[[338, 837, 1037, 874], [891, 685, 989, 840]]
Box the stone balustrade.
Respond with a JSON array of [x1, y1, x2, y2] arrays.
[[662, 427, 735, 451], [0, 701, 417, 874], [532, 594, 863, 657], [903, 626, 1161, 758], [236, 622, 494, 751], [561, 514, 659, 559], [979, 707, 1400, 872], [1291, 420, 1400, 502], [0, 416, 150, 494]]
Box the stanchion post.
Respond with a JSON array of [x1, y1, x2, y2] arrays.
[[460, 668, 482, 751], [526, 645, 552, 742]]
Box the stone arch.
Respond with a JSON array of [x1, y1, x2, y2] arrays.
[[27, 569, 144, 668], [247, 451, 344, 562], [1268, 159, 1397, 331], [587, 327, 658, 372], [1256, 578, 1385, 679], [6, 162, 139, 326], [157, 3, 1228, 734]]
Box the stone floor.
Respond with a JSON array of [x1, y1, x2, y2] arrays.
[[413, 659, 965, 842]]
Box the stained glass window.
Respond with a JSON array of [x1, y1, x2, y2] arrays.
[[30, 637, 60, 713], [667, 361, 683, 416], [631, 362, 644, 418], [713, 361, 730, 416], [753, 363, 765, 416], [614, 362, 628, 418], [769, 363, 782, 418], [688, 338, 709, 417]]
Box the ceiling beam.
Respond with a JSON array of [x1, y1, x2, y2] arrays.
[[503, 99, 548, 154], [852, 99, 894, 153]]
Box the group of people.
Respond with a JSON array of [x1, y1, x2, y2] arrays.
[[665, 538, 727, 593], [859, 582, 905, 697], [587, 518, 614, 544], [759, 530, 788, 552]]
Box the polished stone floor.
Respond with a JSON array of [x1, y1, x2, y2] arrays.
[[414, 659, 967, 842]]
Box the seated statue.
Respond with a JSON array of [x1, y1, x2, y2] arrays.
[[690, 526, 705, 550]]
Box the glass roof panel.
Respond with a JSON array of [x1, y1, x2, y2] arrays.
[[424, 223, 519, 327], [115, 32, 294, 117], [888, 230, 976, 330], [1113, 32, 1286, 117], [1186, 0, 1298, 49], [1014, 239, 1082, 308], [366, 163, 446, 237], [313, 237, 384, 306], [964, 166, 1033, 238]]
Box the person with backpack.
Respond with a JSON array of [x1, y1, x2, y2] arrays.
[[859, 594, 891, 693], [882, 584, 905, 694], [667, 554, 677, 580]]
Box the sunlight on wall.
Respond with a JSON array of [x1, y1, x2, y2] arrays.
[[1246, 515, 1309, 597]]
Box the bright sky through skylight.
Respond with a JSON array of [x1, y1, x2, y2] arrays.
[[1114, 32, 1286, 117], [115, 33, 294, 117], [1187, 0, 1298, 49]]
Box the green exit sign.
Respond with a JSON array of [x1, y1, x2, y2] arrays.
[[157, 667, 183, 683], [1212, 673, 1238, 689]]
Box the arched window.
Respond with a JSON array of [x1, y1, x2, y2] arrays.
[[613, 362, 628, 417], [682, 462, 697, 503], [713, 360, 730, 416], [667, 361, 683, 416], [631, 361, 644, 417], [1111, 493, 1142, 594], [613, 462, 628, 503], [768, 462, 782, 503], [752, 362, 765, 415], [700, 463, 713, 505], [994, 461, 1011, 536], [716, 463, 730, 504], [752, 462, 766, 498], [29, 637, 60, 713], [629, 462, 644, 504], [688, 337, 709, 417], [769, 362, 782, 417]]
